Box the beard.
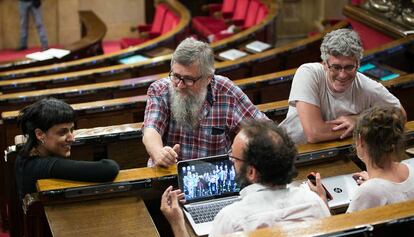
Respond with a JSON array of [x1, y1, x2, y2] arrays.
[[170, 84, 207, 130], [235, 163, 252, 189]]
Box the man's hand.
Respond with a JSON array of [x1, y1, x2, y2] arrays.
[[307, 172, 328, 204], [160, 186, 189, 237], [152, 144, 180, 167], [327, 115, 357, 139]]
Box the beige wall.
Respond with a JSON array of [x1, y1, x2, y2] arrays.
[[276, 0, 348, 40], [0, 0, 145, 50]]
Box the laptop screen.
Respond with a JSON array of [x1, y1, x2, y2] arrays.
[[177, 154, 240, 203]]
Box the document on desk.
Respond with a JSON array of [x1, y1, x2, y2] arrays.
[[26, 48, 70, 61], [245, 40, 272, 53], [218, 49, 248, 61]]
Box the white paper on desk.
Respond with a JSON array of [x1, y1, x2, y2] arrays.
[[42, 48, 71, 58], [246, 40, 271, 53], [25, 51, 54, 61], [218, 49, 247, 61]]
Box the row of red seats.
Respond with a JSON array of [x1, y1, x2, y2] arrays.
[[192, 0, 268, 42], [120, 3, 179, 49]]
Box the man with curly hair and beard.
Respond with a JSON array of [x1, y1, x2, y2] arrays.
[[161, 120, 330, 237], [142, 37, 267, 167]]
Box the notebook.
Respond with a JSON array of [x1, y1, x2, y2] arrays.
[[322, 174, 359, 209], [177, 154, 241, 236], [218, 49, 248, 61], [245, 40, 272, 53]]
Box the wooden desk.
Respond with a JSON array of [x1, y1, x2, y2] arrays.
[[225, 199, 414, 237], [0, 96, 288, 171], [30, 122, 414, 236], [45, 196, 159, 237], [0, 19, 346, 95]]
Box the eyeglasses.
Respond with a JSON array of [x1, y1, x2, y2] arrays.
[[327, 62, 357, 73], [227, 150, 245, 163], [169, 71, 203, 86]]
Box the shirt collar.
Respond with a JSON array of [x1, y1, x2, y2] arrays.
[[240, 183, 287, 198]]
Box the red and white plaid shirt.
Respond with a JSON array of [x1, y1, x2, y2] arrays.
[[143, 75, 267, 161]]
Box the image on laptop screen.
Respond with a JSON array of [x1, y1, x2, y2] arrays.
[[177, 155, 240, 203]]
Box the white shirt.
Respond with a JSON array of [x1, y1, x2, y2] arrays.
[[209, 183, 331, 237], [347, 164, 414, 212], [279, 63, 401, 144]]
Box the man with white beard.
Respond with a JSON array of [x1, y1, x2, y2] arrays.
[[142, 37, 267, 167]]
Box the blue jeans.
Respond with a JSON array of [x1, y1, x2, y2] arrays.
[[19, 1, 48, 49]]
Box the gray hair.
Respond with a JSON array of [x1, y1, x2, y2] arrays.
[[171, 37, 215, 78], [320, 29, 363, 62]]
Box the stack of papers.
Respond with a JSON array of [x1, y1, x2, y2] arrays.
[[245, 41, 272, 53], [26, 48, 71, 61], [218, 49, 248, 61]]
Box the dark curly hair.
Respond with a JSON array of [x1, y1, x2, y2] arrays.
[[240, 119, 298, 186], [353, 106, 405, 169], [17, 98, 75, 157]]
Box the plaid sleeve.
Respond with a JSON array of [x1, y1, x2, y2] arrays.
[[230, 82, 268, 131], [143, 81, 170, 136]]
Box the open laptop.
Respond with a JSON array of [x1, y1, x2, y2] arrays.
[[177, 154, 241, 236], [322, 174, 359, 209]]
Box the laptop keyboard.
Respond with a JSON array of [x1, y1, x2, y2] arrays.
[[187, 198, 238, 224]]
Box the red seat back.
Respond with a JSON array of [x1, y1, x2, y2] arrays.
[[232, 0, 251, 22], [150, 3, 169, 34], [244, 0, 260, 28], [161, 10, 179, 34], [255, 3, 268, 25], [221, 0, 236, 16]]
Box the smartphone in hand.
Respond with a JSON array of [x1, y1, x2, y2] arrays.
[[307, 173, 333, 201]]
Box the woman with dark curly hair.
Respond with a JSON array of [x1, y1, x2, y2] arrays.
[[15, 98, 119, 200], [309, 106, 414, 212]]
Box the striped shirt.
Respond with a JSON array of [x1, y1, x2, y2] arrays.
[[143, 75, 267, 161]]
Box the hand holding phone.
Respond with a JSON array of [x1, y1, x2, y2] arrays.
[[352, 171, 369, 185], [307, 172, 333, 201]]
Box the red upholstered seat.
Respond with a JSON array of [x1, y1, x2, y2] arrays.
[[205, 0, 236, 18], [192, 0, 251, 38], [120, 3, 168, 49], [212, 0, 265, 42], [192, 17, 228, 38], [255, 3, 268, 25], [231, 0, 251, 25], [161, 10, 180, 34], [348, 18, 393, 50], [242, 0, 261, 28]]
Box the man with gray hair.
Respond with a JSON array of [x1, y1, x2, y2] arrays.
[[280, 28, 406, 144], [143, 37, 267, 167]]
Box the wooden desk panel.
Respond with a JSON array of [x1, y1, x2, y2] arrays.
[[45, 196, 159, 237]]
